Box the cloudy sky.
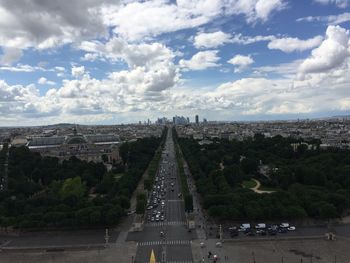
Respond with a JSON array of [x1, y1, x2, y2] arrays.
[[0, 0, 350, 125]]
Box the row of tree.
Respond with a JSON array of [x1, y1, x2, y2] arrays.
[[172, 128, 193, 212], [0, 134, 164, 229], [177, 133, 350, 220]]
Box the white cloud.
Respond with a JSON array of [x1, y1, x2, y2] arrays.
[[254, 59, 304, 77], [267, 36, 323, 53], [103, 0, 286, 41], [0, 64, 46, 72], [254, 0, 287, 21], [314, 0, 349, 8], [55, 66, 65, 72], [79, 37, 175, 69], [0, 1, 111, 51], [0, 47, 22, 65], [193, 31, 232, 49], [179, 50, 220, 71], [297, 12, 350, 25], [38, 77, 55, 85], [71, 66, 86, 78], [299, 25, 350, 76], [228, 55, 254, 72], [103, 0, 221, 41]]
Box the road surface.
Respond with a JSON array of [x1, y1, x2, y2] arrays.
[[127, 127, 195, 263]]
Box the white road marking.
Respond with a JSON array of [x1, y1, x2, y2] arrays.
[[138, 240, 191, 246]]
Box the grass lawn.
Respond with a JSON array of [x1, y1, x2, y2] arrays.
[[242, 179, 257, 189]]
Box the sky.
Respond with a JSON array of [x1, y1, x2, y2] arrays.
[[0, 0, 350, 126]]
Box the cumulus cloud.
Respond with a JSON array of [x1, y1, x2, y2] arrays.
[[267, 36, 323, 53], [179, 50, 220, 71], [103, 0, 286, 41], [193, 31, 232, 49], [228, 55, 254, 72], [71, 66, 86, 78], [254, 0, 287, 21], [0, 1, 112, 51], [313, 0, 349, 8], [298, 25, 350, 76], [79, 38, 175, 69], [38, 77, 55, 85]]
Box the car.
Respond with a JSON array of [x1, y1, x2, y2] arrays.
[[255, 223, 266, 229], [147, 205, 153, 210], [160, 216, 165, 221], [151, 217, 155, 222], [280, 222, 289, 228], [288, 226, 296, 231]]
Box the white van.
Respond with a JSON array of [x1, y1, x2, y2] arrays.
[[255, 223, 266, 229], [239, 223, 251, 231]]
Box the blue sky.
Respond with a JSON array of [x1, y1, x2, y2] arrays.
[[0, 0, 350, 125]]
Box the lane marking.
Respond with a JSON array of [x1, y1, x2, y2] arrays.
[[145, 221, 186, 227], [138, 240, 191, 246]]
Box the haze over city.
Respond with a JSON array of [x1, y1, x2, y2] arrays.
[[0, 0, 350, 126]]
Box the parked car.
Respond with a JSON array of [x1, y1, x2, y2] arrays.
[[239, 223, 251, 231], [255, 223, 266, 229], [288, 226, 296, 231], [280, 222, 289, 228]]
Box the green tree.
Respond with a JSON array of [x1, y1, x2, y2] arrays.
[[60, 176, 86, 200]]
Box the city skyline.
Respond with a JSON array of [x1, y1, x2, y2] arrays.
[[0, 1, 350, 126]]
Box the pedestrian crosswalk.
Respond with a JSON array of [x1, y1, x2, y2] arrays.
[[145, 221, 186, 227], [137, 240, 191, 246]]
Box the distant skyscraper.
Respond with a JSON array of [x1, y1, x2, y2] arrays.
[[187, 117, 190, 124], [195, 115, 199, 124], [203, 118, 207, 123], [173, 117, 176, 124]]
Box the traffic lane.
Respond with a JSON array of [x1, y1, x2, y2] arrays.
[[0, 229, 119, 247], [127, 226, 164, 242], [167, 200, 185, 222], [166, 244, 193, 262], [335, 224, 350, 237], [135, 244, 163, 263], [166, 225, 197, 241]]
